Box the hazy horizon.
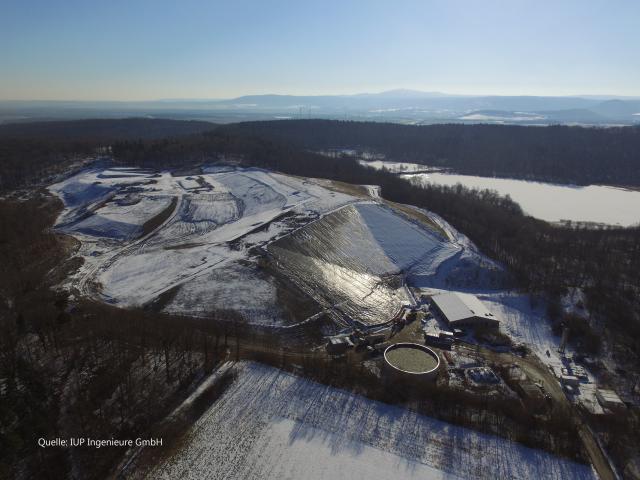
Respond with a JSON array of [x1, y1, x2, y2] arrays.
[[3, 88, 640, 103], [2, 0, 639, 101]]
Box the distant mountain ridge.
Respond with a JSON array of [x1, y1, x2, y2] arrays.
[[2, 90, 640, 125]]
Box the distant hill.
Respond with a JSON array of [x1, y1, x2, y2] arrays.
[[216, 92, 601, 112], [3, 92, 640, 126], [213, 93, 640, 125], [353, 88, 450, 98], [590, 99, 640, 118], [534, 108, 609, 123]]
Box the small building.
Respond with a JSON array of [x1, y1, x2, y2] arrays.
[[425, 332, 440, 343], [572, 365, 589, 381], [424, 332, 453, 350], [596, 389, 625, 411], [560, 374, 580, 387], [439, 331, 455, 341], [516, 381, 546, 410], [430, 292, 499, 328], [326, 336, 354, 354], [423, 326, 454, 349]]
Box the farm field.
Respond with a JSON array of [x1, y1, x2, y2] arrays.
[[143, 362, 597, 480]]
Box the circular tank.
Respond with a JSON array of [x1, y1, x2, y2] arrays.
[[383, 343, 440, 381]]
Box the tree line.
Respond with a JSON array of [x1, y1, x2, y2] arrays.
[[223, 119, 640, 186], [0, 118, 216, 192]]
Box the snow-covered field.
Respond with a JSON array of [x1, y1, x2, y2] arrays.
[[359, 159, 439, 173], [146, 362, 596, 480]]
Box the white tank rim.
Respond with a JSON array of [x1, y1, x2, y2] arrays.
[[383, 342, 440, 376]]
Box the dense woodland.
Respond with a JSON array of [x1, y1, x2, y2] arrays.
[[0, 138, 99, 191], [0, 119, 215, 192], [0, 118, 214, 141], [223, 120, 640, 186]]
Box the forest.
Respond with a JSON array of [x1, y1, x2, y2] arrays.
[[0, 119, 215, 192], [0, 118, 214, 141], [222, 119, 640, 186]]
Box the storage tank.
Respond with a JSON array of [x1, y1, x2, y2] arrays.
[[383, 343, 440, 382]]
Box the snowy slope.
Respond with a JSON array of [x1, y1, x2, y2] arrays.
[[97, 246, 241, 306], [50, 166, 463, 328], [67, 196, 173, 240], [356, 203, 459, 276], [147, 362, 596, 480], [268, 203, 457, 325], [49, 167, 177, 234], [163, 263, 285, 325]]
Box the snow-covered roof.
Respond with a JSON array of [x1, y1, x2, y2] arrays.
[[431, 292, 498, 324], [596, 389, 624, 405]]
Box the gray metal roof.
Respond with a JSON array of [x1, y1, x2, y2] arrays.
[[431, 292, 497, 323]]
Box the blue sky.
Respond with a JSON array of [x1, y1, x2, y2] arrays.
[[1, 0, 639, 100]]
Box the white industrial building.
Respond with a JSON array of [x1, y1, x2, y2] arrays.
[[596, 389, 625, 412], [429, 292, 499, 328]]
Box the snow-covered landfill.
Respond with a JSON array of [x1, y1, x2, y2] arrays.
[[49, 164, 565, 353], [49, 165, 459, 327]]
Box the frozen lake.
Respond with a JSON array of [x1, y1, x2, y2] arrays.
[[360, 161, 640, 226]]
